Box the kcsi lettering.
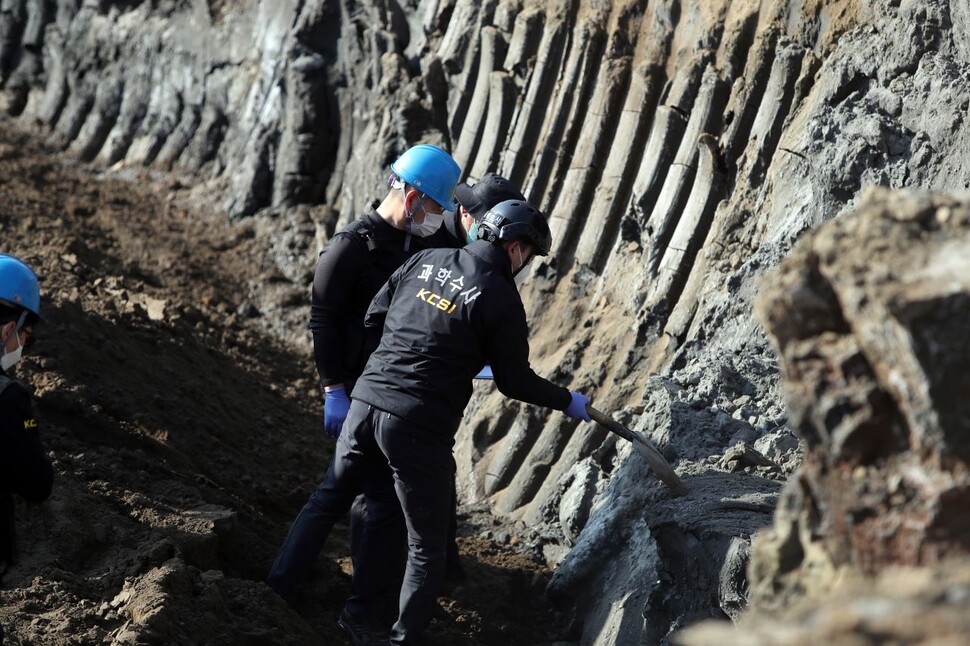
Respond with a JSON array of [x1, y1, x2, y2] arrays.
[[415, 288, 458, 314]]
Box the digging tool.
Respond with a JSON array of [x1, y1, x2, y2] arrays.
[[474, 370, 686, 494], [587, 405, 687, 496]]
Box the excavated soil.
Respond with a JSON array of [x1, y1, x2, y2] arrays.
[[0, 121, 559, 645]]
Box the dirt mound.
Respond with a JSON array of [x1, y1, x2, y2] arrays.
[[0, 122, 557, 645]]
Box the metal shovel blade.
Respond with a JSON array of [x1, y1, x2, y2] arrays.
[[587, 405, 687, 496]]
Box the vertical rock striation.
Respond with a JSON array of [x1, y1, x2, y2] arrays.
[[4, 0, 970, 642]]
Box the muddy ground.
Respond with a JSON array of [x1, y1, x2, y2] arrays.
[[0, 121, 564, 645]]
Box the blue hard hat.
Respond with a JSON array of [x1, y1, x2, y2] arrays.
[[390, 144, 461, 211], [0, 253, 41, 318]]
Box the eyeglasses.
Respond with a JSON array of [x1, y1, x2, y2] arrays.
[[18, 326, 34, 348], [421, 197, 445, 215]]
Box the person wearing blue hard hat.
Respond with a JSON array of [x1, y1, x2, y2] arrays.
[[0, 254, 53, 633], [267, 144, 461, 643]]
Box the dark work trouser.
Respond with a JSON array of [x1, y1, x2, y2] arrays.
[[266, 401, 403, 628], [445, 457, 462, 578], [351, 464, 462, 586], [349, 493, 406, 626], [370, 406, 455, 645]]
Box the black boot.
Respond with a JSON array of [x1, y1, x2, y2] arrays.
[[338, 608, 390, 646]]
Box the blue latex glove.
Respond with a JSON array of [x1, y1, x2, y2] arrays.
[[324, 387, 351, 439], [474, 364, 494, 380], [564, 391, 591, 422]]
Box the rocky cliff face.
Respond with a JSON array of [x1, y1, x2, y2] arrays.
[[753, 187, 970, 599], [678, 185, 970, 645], [2, 0, 969, 643]]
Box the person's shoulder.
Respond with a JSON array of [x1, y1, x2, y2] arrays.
[[393, 247, 455, 278], [332, 215, 375, 241], [411, 246, 457, 263], [0, 376, 33, 417], [0, 374, 27, 399], [319, 220, 373, 260]]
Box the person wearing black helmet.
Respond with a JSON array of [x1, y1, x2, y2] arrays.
[[307, 199, 591, 644], [0, 254, 54, 632], [419, 171, 528, 584]]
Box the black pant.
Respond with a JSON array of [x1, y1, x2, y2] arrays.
[[266, 403, 404, 629], [351, 464, 462, 587], [349, 493, 406, 626], [369, 404, 455, 645], [270, 400, 455, 644]]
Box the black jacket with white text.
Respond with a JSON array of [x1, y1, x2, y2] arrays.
[[353, 240, 571, 436]]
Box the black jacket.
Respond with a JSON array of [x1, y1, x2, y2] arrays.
[[423, 211, 465, 250], [309, 210, 437, 389], [0, 371, 53, 571], [354, 240, 571, 436]]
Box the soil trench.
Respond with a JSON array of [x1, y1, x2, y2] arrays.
[[0, 122, 558, 645]]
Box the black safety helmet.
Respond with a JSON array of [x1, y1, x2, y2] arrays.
[[477, 200, 552, 256]]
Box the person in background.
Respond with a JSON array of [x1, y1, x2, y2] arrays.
[[267, 144, 461, 645], [430, 172, 526, 248], [308, 199, 592, 645], [0, 254, 54, 645]]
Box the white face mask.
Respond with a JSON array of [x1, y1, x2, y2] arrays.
[[403, 189, 445, 238], [512, 244, 528, 277], [411, 210, 444, 237], [405, 195, 445, 238], [1, 327, 23, 371]]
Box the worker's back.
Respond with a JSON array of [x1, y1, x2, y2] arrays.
[[354, 239, 569, 436]]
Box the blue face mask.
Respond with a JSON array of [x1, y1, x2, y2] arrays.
[[465, 221, 479, 245]]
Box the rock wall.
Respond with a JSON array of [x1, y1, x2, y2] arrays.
[[3, 0, 970, 642], [750, 187, 970, 605], [677, 186, 970, 645]]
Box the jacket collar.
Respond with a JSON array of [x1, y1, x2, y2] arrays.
[[443, 211, 462, 242], [465, 240, 513, 280], [363, 209, 391, 231], [363, 209, 408, 242]]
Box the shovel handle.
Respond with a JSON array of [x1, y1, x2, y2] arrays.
[[586, 404, 687, 497], [587, 405, 638, 442]]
